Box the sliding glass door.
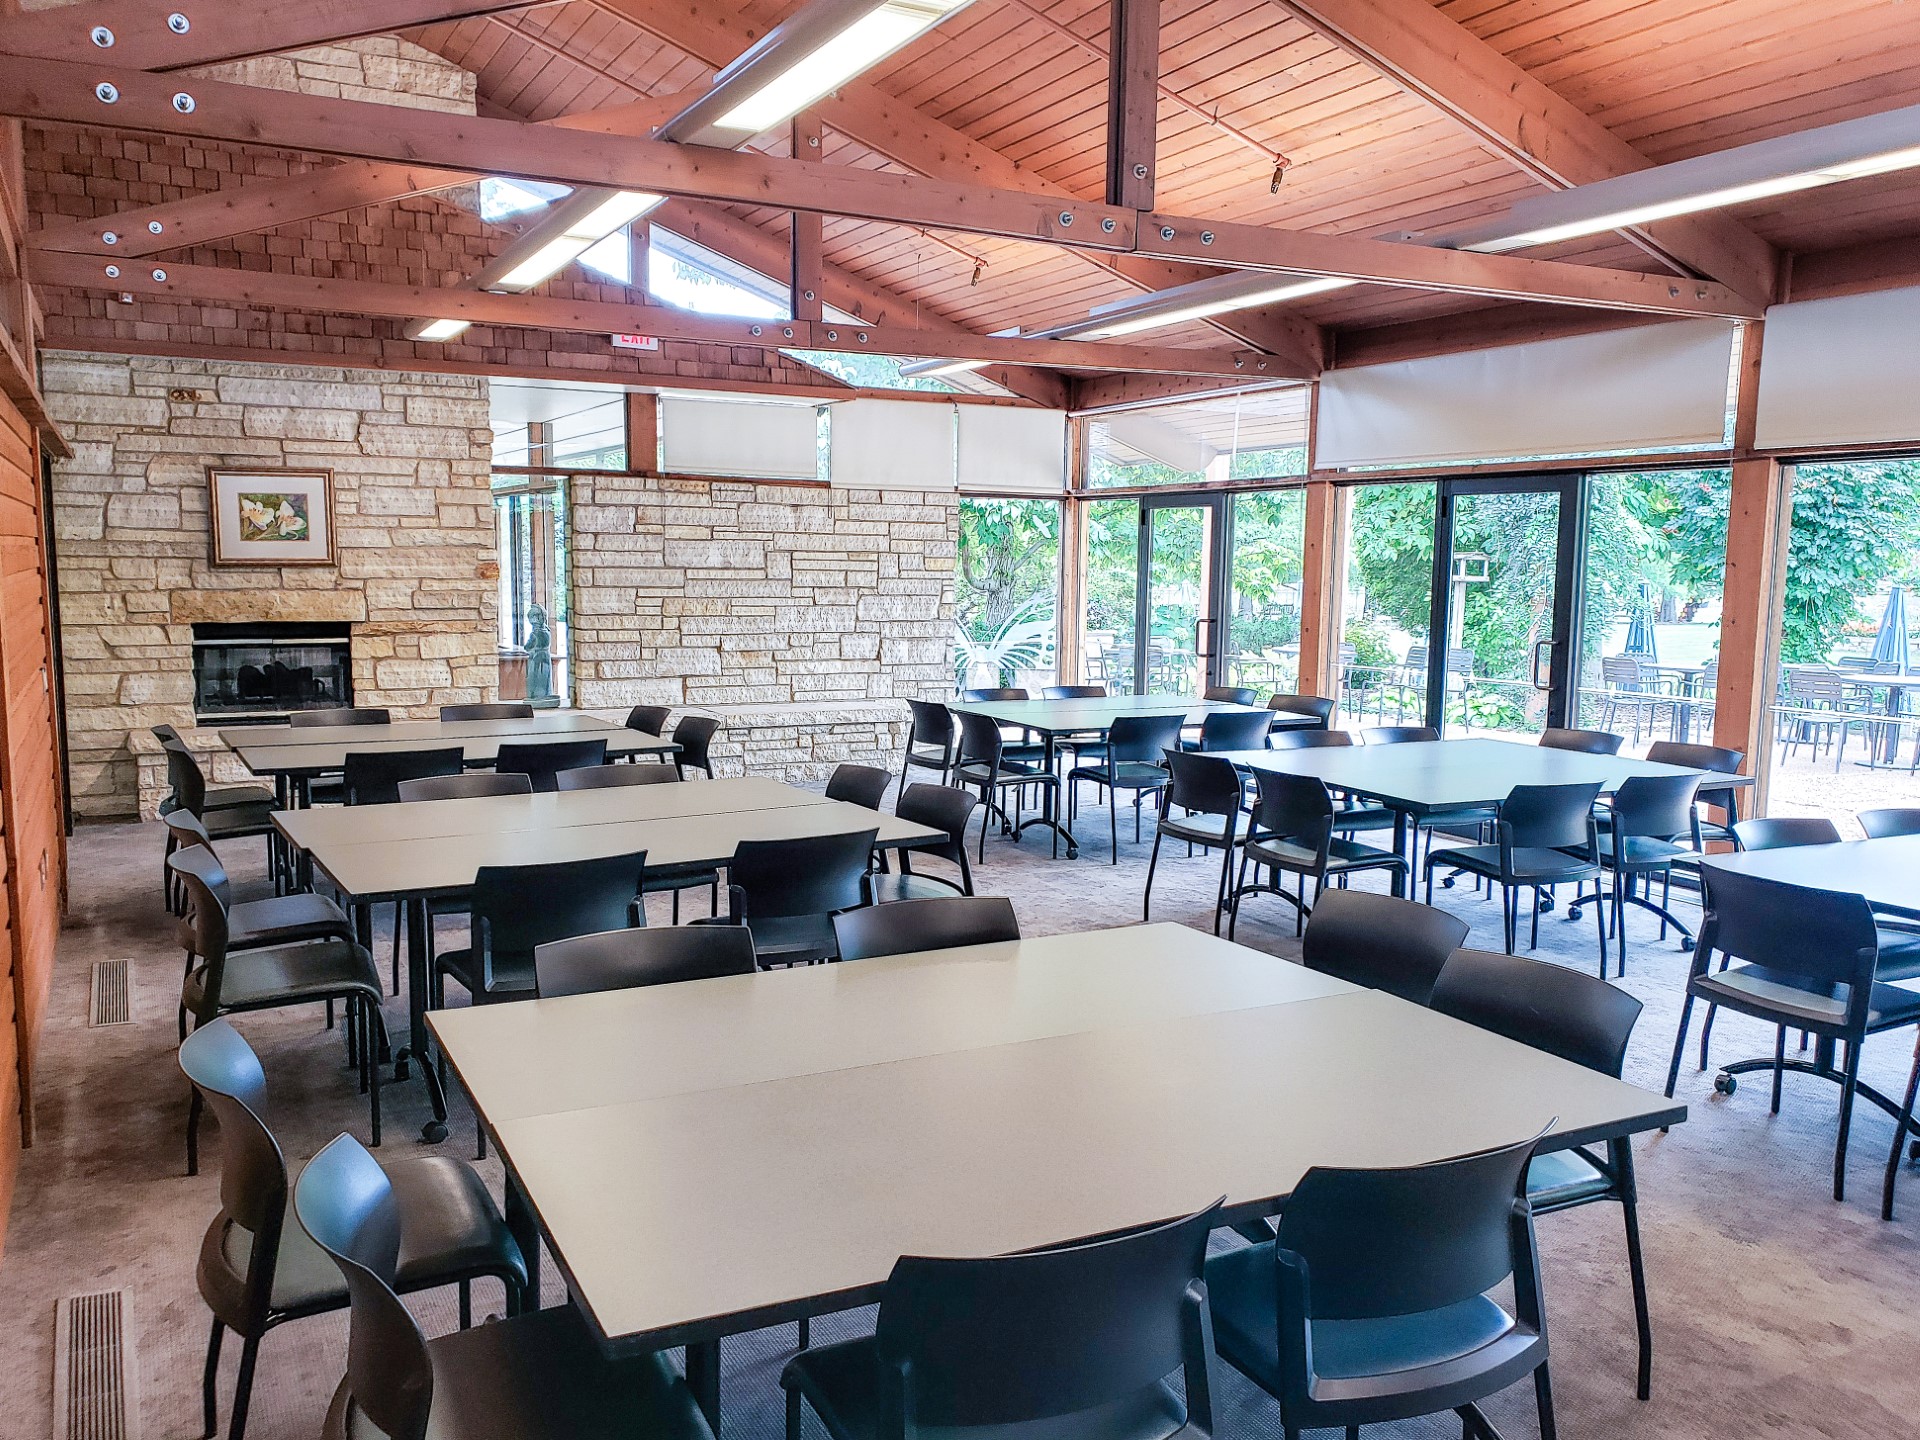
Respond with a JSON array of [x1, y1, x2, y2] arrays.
[[1135, 495, 1227, 695]]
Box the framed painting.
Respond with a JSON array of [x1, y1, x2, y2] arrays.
[[208, 468, 336, 566]]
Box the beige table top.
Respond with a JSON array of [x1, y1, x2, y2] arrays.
[[432, 925, 1685, 1351], [235, 728, 671, 777]]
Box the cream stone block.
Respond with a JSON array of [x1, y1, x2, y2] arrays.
[[242, 406, 361, 442], [105, 493, 182, 531]]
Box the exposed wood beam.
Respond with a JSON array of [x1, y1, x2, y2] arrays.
[[1786, 235, 1920, 303], [0, 53, 1760, 322], [4, 0, 549, 71], [1070, 372, 1294, 412], [28, 250, 1276, 375], [1105, 0, 1158, 211], [1269, 0, 1779, 307], [1330, 305, 1667, 371], [589, 0, 1324, 374], [1713, 321, 1784, 796], [789, 116, 824, 324]]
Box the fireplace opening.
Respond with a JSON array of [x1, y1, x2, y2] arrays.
[[192, 622, 353, 722]]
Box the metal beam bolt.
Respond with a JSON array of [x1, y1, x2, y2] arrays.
[[172, 92, 196, 113], [167, 13, 192, 33], [90, 26, 115, 47], [148, 221, 164, 234], [101, 231, 118, 245], [94, 82, 119, 103]]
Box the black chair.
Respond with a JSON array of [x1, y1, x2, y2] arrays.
[[960, 687, 1029, 701], [1646, 740, 1745, 850], [1265, 728, 1353, 751], [1364, 725, 1439, 744], [871, 783, 979, 901], [1067, 713, 1184, 862], [1593, 774, 1703, 976], [900, 698, 957, 795], [961, 687, 1050, 765], [1733, 815, 1841, 850], [782, 1203, 1222, 1440], [434, 851, 647, 1009], [397, 772, 533, 801], [289, 707, 392, 728], [154, 726, 276, 813], [1539, 726, 1624, 756], [534, 925, 758, 997], [1666, 866, 1920, 1204], [180, 1019, 525, 1440], [826, 762, 894, 810], [1297, 890, 1467, 1005], [171, 852, 387, 1163], [1432, 948, 1655, 1399], [1229, 771, 1409, 939], [673, 713, 721, 778], [626, 703, 672, 735], [294, 1133, 715, 1440], [833, 895, 1020, 961], [1425, 782, 1609, 966], [1205, 684, 1259, 704], [1268, 692, 1335, 729], [1192, 707, 1275, 753], [439, 702, 533, 721], [494, 737, 607, 792], [703, 829, 878, 967], [1043, 684, 1107, 698], [1859, 808, 1920, 838], [953, 710, 1060, 861], [164, 742, 278, 898], [1145, 750, 1247, 934], [555, 762, 682, 791], [342, 745, 465, 807], [1204, 1134, 1555, 1440]]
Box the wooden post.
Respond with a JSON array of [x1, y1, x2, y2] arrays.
[[1058, 493, 1086, 685], [1296, 478, 1344, 701], [790, 115, 825, 323], [1105, 0, 1159, 211], [1712, 320, 1787, 809], [624, 392, 659, 472]]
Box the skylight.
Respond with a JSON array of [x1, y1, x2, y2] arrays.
[[580, 230, 633, 285], [479, 177, 569, 222]]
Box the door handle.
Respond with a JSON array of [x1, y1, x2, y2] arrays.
[[1531, 638, 1558, 691], [1195, 616, 1217, 657]]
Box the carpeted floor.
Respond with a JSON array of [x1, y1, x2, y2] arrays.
[[4, 791, 1920, 1440]]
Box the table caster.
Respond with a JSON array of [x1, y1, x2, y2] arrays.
[[1066, 845, 1079, 860], [1679, 937, 1695, 953], [421, 1120, 449, 1144], [1714, 1072, 1737, 1096], [394, 1055, 411, 1083], [1909, 1138, 1920, 1164]]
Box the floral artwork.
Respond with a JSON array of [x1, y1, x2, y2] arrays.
[[237, 493, 310, 543], [209, 469, 335, 565]]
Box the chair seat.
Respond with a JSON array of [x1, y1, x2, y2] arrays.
[[329, 1305, 711, 1440], [1694, 963, 1920, 1033], [1420, 805, 1497, 838], [435, 946, 536, 1001], [1595, 834, 1687, 868], [641, 861, 720, 895], [186, 940, 380, 1016], [1206, 1240, 1518, 1384], [1874, 926, 1920, 983], [1245, 834, 1405, 874], [307, 778, 348, 806], [1430, 844, 1597, 884], [201, 804, 278, 840], [228, 891, 354, 950], [1525, 1148, 1615, 1209], [783, 1333, 1189, 1440], [748, 912, 840, 963], [1067, 761, 1170, 790], [869, 870, 966, 903], [204, 783, 279, 812], [955, 761, 1054, 787], [1159, 812, 1244, 846], [1332, 804, 1396, 834]]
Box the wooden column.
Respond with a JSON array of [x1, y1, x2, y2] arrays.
[[790, 116, 825, 323], [1295, 478, 1345, 700], [624, 392, 659, 472], [1058, 492, 1086, 684], [1712, 320, 1787, 806], [1105, 0, 1160, 210]]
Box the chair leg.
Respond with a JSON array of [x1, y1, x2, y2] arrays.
[[201, 1316, 224, 1439], [366, 997, 385, 1148], [1614, 1140, 1654, 1401], [1835, 1040, 1863, 1202], [1771, 1027, 1788, 1114], [1534, 1359, 1559, 1440], [1502, 884, 1517, 954], [1530, 884, 1541, 949], [1109, 783, 1118, 864], [228, 1334, 261, 1440], [459, 1279, 472, 1329], [786, 1386, 805, 1440], [1663, 994, 1694, 1106], [1601, 879, 1616, 978], [1143, 830, 1164, 921], [1882, 1033, 1920, 1220], [1213, 834, 1236, 936], [186, 1085, 204, 1177]]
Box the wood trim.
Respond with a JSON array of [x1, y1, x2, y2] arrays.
[[1295, 475, 1342, 700], [623, 393, 658, 471], [1105, 0, 1159, 211], [790, 116, 825, 325]]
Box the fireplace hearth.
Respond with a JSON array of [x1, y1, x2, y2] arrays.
[[192, 622, 353, 721]]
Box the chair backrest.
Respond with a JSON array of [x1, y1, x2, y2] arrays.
[[293, 1134, 435, 1440], [906, 699, 954, 750], [1646, 740, 1744, 775], [1248, 769, 1336, 855], [1732, 815, 1841, 851], [289, 707, 391, 728], [1430, 948, 1642, 1077], [1601, 654, 1643, 687], [1162, 749, 1244, 820], [1608, 773, 1702, 841], [962, 688, 1029, 702], [1043, 685, 1107, 699], [729, 829, 877, 922], [170, 853, 233, 1014], [1363, 725, 1438, 744], [493, 737, 608, 792], [1106, 713, 1186, 765], [1266, 728, 1355, 751], [1539, 726, 1624, 756], [165, 808, 216, 857], [894, 784, 978, 878], [1699, 866, 1880, 1007], [833, 895, 1019, 961], [1858, 808, 1920, 839], [470, 851, 647, 979], [438, 702, 533, 722], [534, 925, 758, 997], [873, 1202, 1220, 1430], [625, 704, 672, 735], [1274, 1133, 1542, 1324], [1204, 685, 1259, 705], [165, 741, 209, 817], [1197, 708, 1275, 752], [1500, 782, 1603, 851], [554, 763, 681, 792], [343, 746, 465, 806], [1267, 693, 1334, 726], [397, 772, 533, 802], [954, 709, 1007, 770], [672, 714, 720, 770], [825, 763, 894, 809], [152, 722, 183, 745], [1300, 890, 1469, 1004], [179, 1019, 288, 1331], [169, 837, 235, 911]]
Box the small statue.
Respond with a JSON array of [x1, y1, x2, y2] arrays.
[[525, 602, 553, 700]]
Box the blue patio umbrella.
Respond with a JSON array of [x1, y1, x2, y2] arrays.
[[1623, 583, 1659, 662], [1870, 584, 1912, 674]]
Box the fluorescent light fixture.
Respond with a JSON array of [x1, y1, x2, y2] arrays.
[[566, 190, 664, 239], [905, 357, 991, 377], [481, 189, 664, 294], [496, 236, 598, 290], [412, 318, 471, 341], [1070, 277, 1355, 339]]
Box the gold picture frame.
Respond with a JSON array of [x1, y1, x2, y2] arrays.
[[207, 467, 336, 567]]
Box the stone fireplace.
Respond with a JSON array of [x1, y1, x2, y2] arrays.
[[191, 622, 355, 721]]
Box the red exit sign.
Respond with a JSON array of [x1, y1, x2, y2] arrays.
[[612, 333, 661, 352]]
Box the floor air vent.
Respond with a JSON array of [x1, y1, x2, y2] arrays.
[[87, 960, 132, 1027], [54, 1289, 140, 1440]]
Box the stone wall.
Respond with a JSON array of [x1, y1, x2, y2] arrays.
[[44, 350, 497, 819]]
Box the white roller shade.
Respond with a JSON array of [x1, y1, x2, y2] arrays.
[[1102, 412, 1218, 473], [661, 396, 819, 480], [1317, 320, 1737, 469], [1755, 287, 1920, 449], [830, 398, 956, 489], [956, 406, 1067, 493]]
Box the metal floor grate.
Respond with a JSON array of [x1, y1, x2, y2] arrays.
[[54, 1289, 140, 1440], [87, 960, 132, 1027]]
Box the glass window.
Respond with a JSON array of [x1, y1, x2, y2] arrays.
[[494, 480, 571, 707], [479, 177, 567, 221], [1336, 482, 1435, 731], [1081, 498, 1139, 690], [1224, 490, 1306, 695], [953, 498, 1061, 690], [580, 229, 633, 285], [1087, 388, 1308, 488], [546, 398, 628, 471], [647, 228, 790, 320]]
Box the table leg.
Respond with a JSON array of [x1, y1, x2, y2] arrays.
[[684, 1339, 721, 1427], [400, 895, 450, 1142], [1007, 731, 1079, 859], [504, 1170, 543, 1306]]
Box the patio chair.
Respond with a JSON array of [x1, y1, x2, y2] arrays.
[[1597, 655, 1679, 744]]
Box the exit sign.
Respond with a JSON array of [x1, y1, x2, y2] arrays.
[[612, 333, 660, 352]]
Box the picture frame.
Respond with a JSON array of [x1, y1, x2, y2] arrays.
[[207, 467, 336, 567]]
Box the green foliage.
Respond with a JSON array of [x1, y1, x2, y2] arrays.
[[955, 498, 1060, 645], [1346, 484, 1437, 639]]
